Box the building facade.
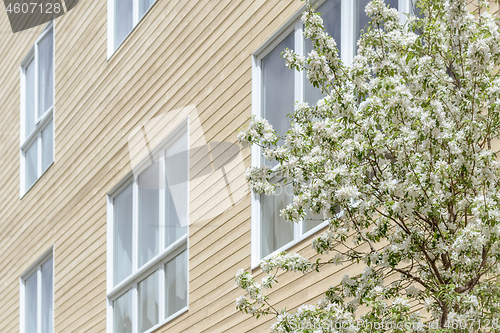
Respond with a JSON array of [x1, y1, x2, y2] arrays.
[[0, 0, 478, 332]]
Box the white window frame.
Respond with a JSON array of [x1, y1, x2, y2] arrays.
[[20, 22, 55, 198], [19, 247, 54, 333], [251, 0, 411, 268], [106, 119, 189, 333], [107, 0, 158, 59]]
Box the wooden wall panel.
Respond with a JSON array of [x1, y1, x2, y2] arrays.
[[0, 0, 379, 332]]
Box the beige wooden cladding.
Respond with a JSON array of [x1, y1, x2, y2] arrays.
[[0, 0, 359, 332]]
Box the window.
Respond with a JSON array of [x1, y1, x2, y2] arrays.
[[20, 23, 54, 196], [304, 0, 342, 106], [354, 0, 399, 48], [107, 125, 188, 333], [20, 250, 53, 333], [251, 0, 411, 267], [107, 0, 158, 57]]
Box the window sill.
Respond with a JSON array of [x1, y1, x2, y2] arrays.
[[251, 220, 329, 271], [20, 161, 54, 200]]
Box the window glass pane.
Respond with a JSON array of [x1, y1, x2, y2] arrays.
[[165, 133, 188, 248], [41, 257, 53, 333], [355, 0, 398, 51], [38, 29, 53, 117], [114, 0, 133, 50], [165, 250, 187, 318], [114, 289, 133, 333], [114, 184, 133, 286], [262, 32, 295, 167], [25, 59, 35, 140], [386, 0, 399, 10], [139, 0, 155, 17], [355, 0, 371, 48], [26, 140, 38, 191], [25, 271, 37, 333], [138, 163, 160, 267], [320, 0, 342, 46], [302, 210, 325, 234], [42, 120, 53, 172], [413, 1, 423, 18], [138, 271, 159, 333], [260, 184, 294, 258], [304, 0, 342, 106]]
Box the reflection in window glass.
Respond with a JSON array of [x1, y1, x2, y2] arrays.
[[138, 162, 160, 267], [25, 59, 35, 140], [411, 0, 424, 18], [114, 290, 133, 333], [138, 272, 159, 333], [304, 0, 342, 106], [114, 0, 133, 50], [260, 184, 294, 258], [165, 250, 188, 318], [26, 141, 38, 191], [139, 0, 155, 17], [302, 210, 325, 234], [165, 133, 188, 248], [38, 29, 53, 117], [114, 184, 133, 286], [25, 272, 37, 333], [262, 32, 295, 167], [41, 121, 53, 172], [41, 257, 53, 333]]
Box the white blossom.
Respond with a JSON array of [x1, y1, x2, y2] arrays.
[[235, 0, 500, 331]]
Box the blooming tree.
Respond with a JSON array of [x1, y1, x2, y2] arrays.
[[235, 0, 500, 331]]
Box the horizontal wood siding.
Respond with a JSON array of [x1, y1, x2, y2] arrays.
[[0, 0, 385, 332]]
